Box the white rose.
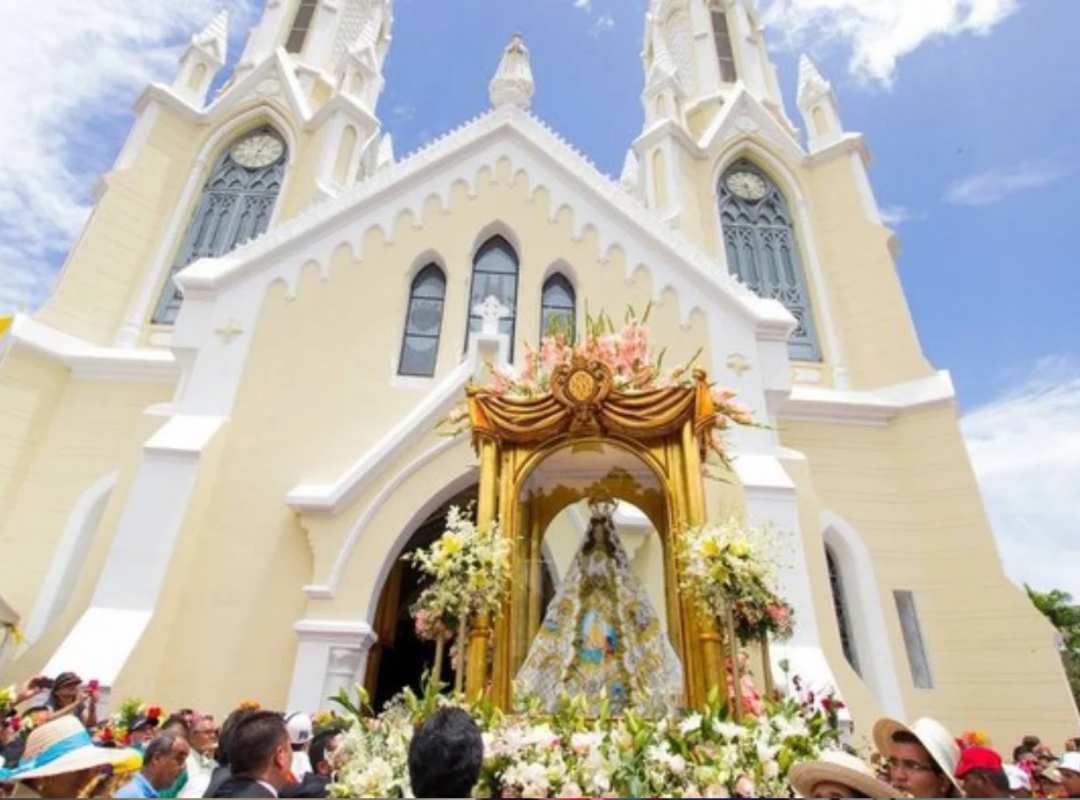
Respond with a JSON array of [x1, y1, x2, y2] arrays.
[[670, 754, 688, 776], [560, 782, 584, 798]]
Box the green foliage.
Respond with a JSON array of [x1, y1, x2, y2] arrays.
[[1025, 584, 1080, 652]]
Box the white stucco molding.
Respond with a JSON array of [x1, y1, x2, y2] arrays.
[[287, 620, 377, 714], [697, 85, 805, 165], [780, 371, 955, 426], [4, 315, 180, 383], [820, 510, 906, 719], [171, 106, 794, 340]]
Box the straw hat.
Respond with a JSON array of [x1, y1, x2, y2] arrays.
[[873, 717, 962, 796], [789, 750, 900, 799], [0, 716, 140, 782]]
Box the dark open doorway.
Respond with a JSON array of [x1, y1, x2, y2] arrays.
[[364, 486, 556, 712]]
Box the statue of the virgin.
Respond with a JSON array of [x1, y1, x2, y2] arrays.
[[514, 498, 684, 717]]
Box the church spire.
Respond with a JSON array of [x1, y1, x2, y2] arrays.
[[173, 10, 229, 107], [490, 34, 535, 111], [797, 54, 845, 151]]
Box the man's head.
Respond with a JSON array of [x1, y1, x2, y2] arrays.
[[956, 747, 1009, 799], [309, 731, 343, 777], [161, 715, 190, 740], [216, 707, 259, 768], [1014, 745, 1037, 769], [142, 733, 190, 791], [189, 714, 218, 758], [1059, 752, 1080, 797], [228, 711, 291, 790], [886, 731, 956, 798], [408, 708, 483, 800]]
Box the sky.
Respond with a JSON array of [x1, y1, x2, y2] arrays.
[[0, 0, 1078, 596]]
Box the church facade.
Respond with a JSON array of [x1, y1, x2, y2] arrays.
[[0, 0, 1075, 744]]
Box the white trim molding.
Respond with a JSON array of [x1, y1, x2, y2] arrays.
[[6, 315, 180, 383], [821, 511, 906, 719], [287, 620, 377, 713], [781, 371, 955, 426], [24, 471, 119, 643]]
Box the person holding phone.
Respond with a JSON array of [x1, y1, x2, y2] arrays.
[[43, 673, 97, 729]]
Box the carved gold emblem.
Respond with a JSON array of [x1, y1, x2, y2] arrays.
[[567, 369, 597, 403]]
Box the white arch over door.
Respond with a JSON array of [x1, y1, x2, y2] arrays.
[[24, 471, 119, 643], [820, 510, 906, 719]]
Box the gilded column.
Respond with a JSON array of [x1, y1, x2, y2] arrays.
[[467, 439, 499, 701]]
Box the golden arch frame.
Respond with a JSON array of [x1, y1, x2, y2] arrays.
[[463, 355, 731, 709]]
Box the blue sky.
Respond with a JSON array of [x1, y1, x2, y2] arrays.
[[1, 0, 1078, 595]]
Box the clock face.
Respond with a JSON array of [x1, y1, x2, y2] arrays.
[[726, 171, 768, 201], [231, 133, 285, 170]]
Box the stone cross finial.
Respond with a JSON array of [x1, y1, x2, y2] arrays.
[[489, 33, 535, 110], [473, 296, 510, 335]]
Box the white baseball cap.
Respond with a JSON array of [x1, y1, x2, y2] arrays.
[[285, 712, 312, 745]]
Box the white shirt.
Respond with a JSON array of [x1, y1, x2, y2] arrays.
[[179, 750, 218, 798], [290, 750, 312, 780]]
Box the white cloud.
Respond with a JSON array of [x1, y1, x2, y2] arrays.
[[760, 0, 1019, 85], [0, 0, 255, 315], [573, 0, 593, 9], [945, 161, 1068, 207], [878, 205, 923, 225], [962, 358, 1080, 599], [589, 14, 616, 38]]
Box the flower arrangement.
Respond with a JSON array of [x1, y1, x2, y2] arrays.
[[677, 516, 794, 642], [405, 505, 511, 637], [101, 698, 164, 745], [0, 684, 15, 718], [328, 683, 843, 799], [442, 307, 757, 465], [958, 730, 992, 749]]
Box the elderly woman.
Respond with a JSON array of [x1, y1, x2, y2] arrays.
[[790, 751, 900, 799], [0, 716, 139, 798]]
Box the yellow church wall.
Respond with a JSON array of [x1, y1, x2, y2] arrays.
[[799, 156, 931, 389], [99, 161, 719, 713], [780, 409, 1078, 746], [0, 354, 171, 635]]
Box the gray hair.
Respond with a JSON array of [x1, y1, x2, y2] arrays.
[[144, 732, 180, 764]]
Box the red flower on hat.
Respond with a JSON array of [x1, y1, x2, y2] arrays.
[[147, 706, 162, 721], [9, 715, 21, 732], [101, 728, 114, 743]]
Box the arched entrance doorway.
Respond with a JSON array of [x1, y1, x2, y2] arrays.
[[364, 484, 555, 711]]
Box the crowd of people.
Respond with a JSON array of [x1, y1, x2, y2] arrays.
[[2, 670, 1079, 798]]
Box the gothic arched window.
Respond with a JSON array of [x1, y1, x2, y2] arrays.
[[467, 236, 519, 358], [286, 0, 320, 54], [710, 6, 738, 83], [153, 127, 287, 324], [540, 273, 576, 340], [719, 160, 821, 361], [825, 545, 860, 675], [399, 265, 446, 378]]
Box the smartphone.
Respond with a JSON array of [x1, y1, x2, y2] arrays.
[[30, 677, 54, 690]]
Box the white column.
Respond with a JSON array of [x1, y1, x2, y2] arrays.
[[732, 454, 839, 698], [287, 620, 376, 712]]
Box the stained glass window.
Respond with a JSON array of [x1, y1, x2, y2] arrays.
[[719, 160, 821, 361], [467, 236, 519, 360], [153, 127, 287, 325], [540, 273, 576, 340], [399, 265, 446, 378], [825, 545, 860, 675]]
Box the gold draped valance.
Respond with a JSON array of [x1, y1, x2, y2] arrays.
[[467, 357, 719, 449]]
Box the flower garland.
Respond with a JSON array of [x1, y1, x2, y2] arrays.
[[678, 516, 795, 642], [97, 698, 164, 746], [442, 307, 757, 466], [328, 684, 843, 799]]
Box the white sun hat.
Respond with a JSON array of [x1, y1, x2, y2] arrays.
[[790, 750, 901, 799], [0, 715, 140, 782], [872, 716, 962, 796], [1004, 764, 1032, 792]]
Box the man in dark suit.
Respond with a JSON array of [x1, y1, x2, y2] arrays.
[[280, 730, 342, 798], [208, 712, 291, 798]]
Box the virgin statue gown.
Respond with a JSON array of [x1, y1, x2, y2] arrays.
[[514, 514, 684, 717]]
